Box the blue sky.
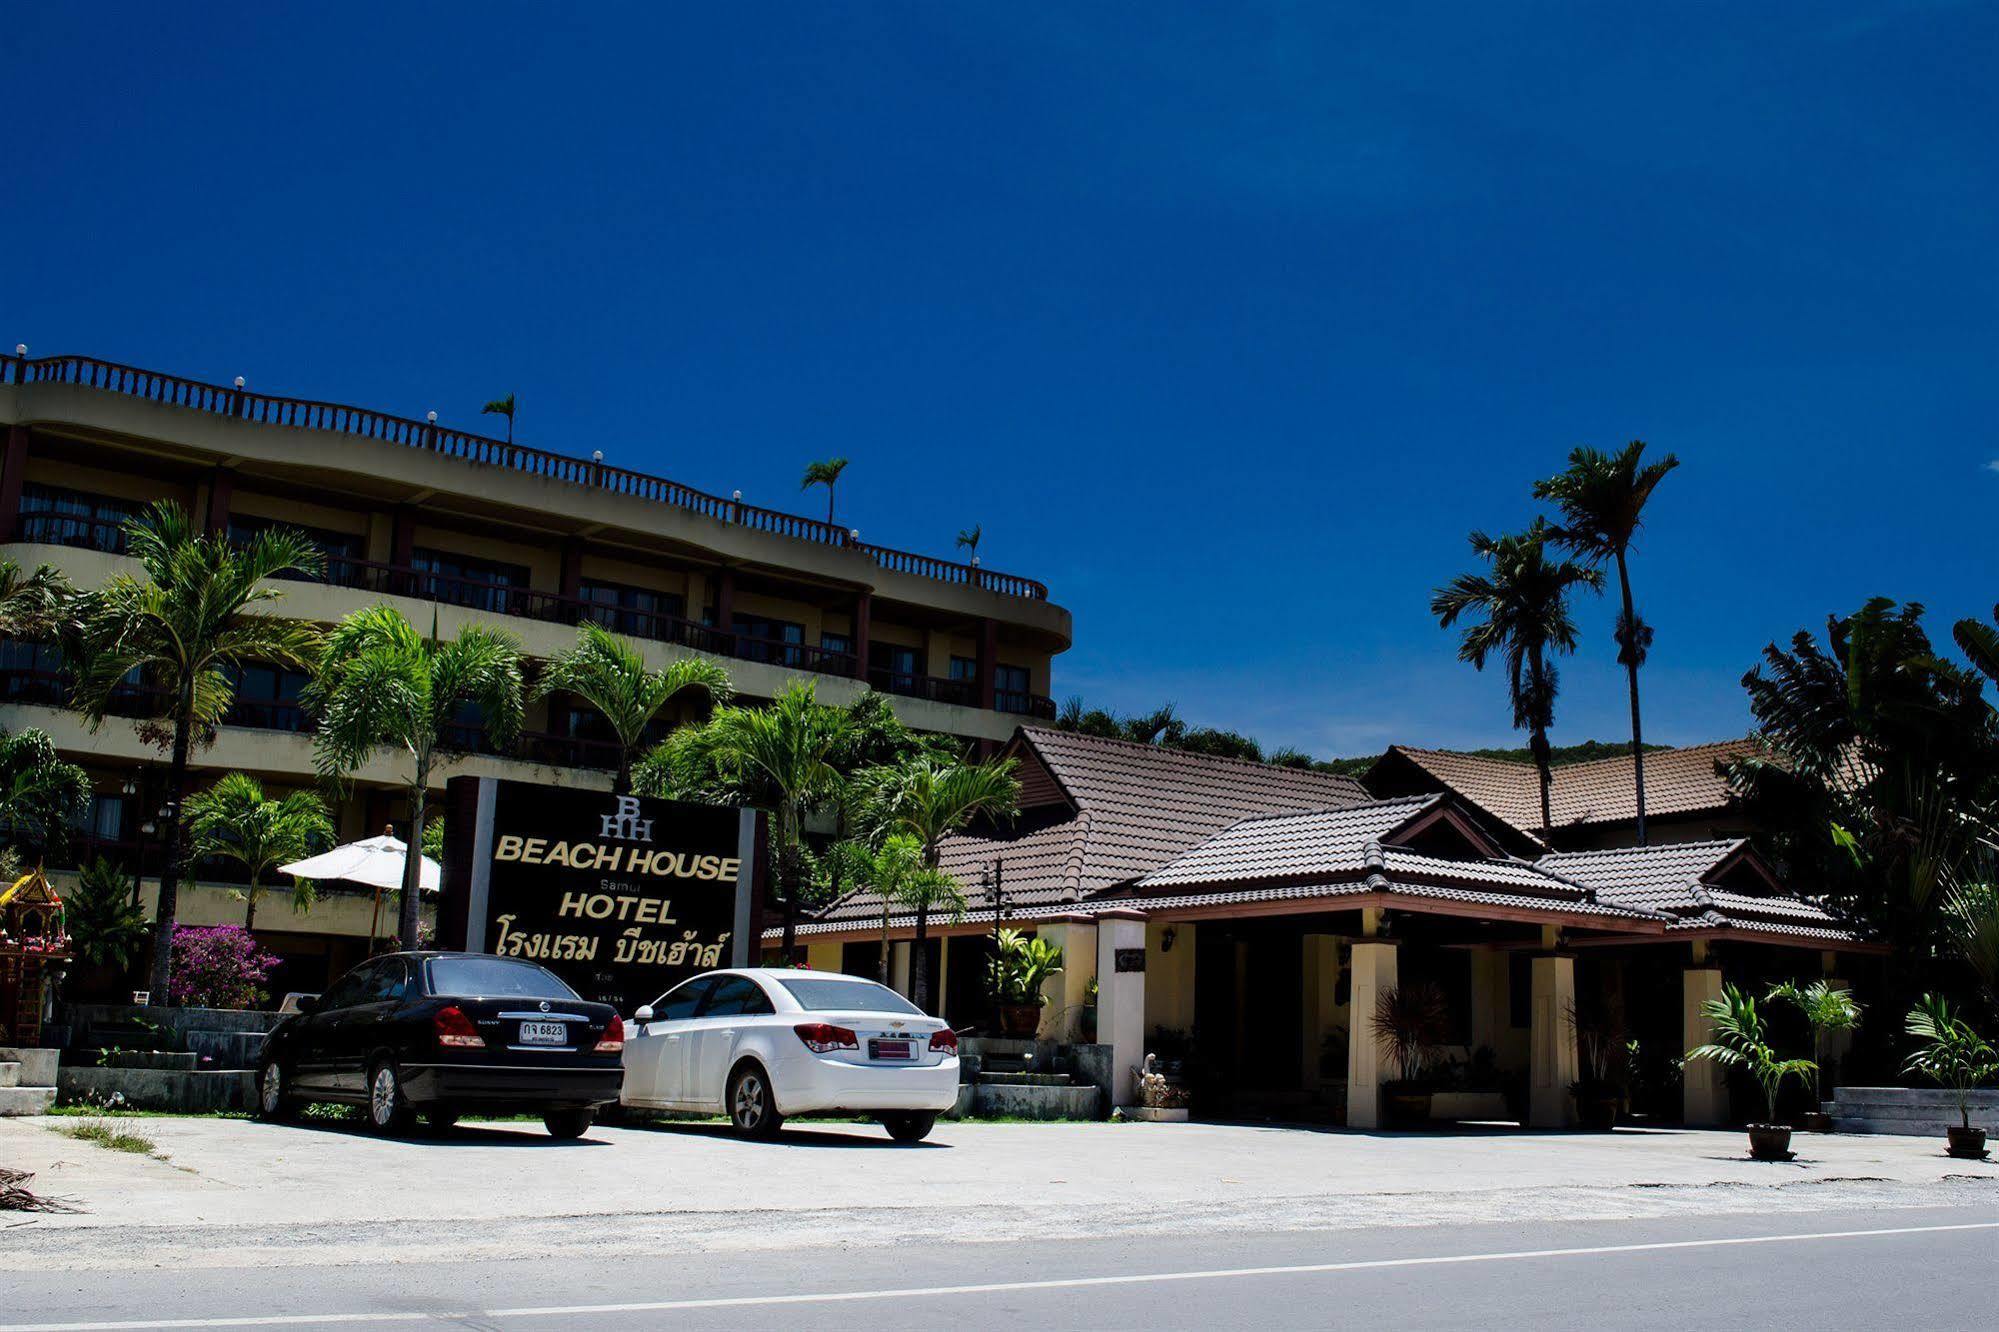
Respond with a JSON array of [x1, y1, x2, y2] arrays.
[[6, 4, 1993, 759]]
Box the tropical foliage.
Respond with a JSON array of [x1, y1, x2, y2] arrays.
[[0, 728, 91, 868], [1371, 982, 1450, 1088], [0, 557, 72, 640], [1901, 993, 1998, 1129], [60, 858, 150, 972], [184, 773, 335, 930], [1768, 979, 1863, 1101], [1685, 983, 1817, 1125], [1534, 440, 1679, 844], [989, 928, 1064, 1007], [306, 606, 525, 947], [800, 456, 850, 525], [1431, 519, 1604, 831], [534, 622, 732, 792], [67, 501, 323, 997]]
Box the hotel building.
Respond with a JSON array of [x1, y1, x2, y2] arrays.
[[0, 350, 1071, 991]]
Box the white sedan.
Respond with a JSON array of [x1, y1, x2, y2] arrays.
[[621, 968, 960, 1142]]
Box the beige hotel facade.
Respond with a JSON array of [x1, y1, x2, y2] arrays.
[[0, 351, 1071, 993]]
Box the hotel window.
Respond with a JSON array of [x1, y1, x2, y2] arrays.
[[18, 484, 138, 553], [225, 663, 312, 732], [0, 639, 66, 704], [228, 515, 363, 583], [819, 632, 854, 659], [869, 642, 923, 682], [578, 580, 683, 638], [410, 548, 532, 615], [948, 656, 977, 682], [995, 663, 1032, 713], [733, 614, 806, 667]]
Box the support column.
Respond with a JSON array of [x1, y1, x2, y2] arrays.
[[977, 616, 998, 712], [203, 466, 233, 535], [714, 568, 736, 638], [1529, 953, 1578, 1127], [1821, 973, 1853, 1103], [1682, 964, 1728, 1126], [0, 425, 28, 543], [559, 538, 584, 601], [890, 940, 912, 998], [1034, 919, 1096, 1041], [1468, 947, 1505, 1055], [803, 939, 841, 973], [852, 590, 872, 679], [1301, 934, 1341, 1090], [1346, 940, 1398, 1129], [1096, 911, 1147, 1107]]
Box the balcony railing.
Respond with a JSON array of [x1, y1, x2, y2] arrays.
[[16, 512, 131, 555], [3, 352, 1050, 601]]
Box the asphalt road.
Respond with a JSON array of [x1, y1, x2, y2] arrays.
[[9, 1204, 1995, 1331]]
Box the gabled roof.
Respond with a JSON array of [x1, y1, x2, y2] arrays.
[[1372, 739, 1758, 836], [808, 727, 1377, 925], [1139, 796, 1442, 888], [1536, 840, 1855, 941]]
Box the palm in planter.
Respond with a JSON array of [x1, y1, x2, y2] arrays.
[[1564, 1001, 1627, 1130], [988, 928, 1063, 1037], [1768, 979, 1863, 1126], [1686, 983, 1816, 1159], [1902, 993, 1997, 1159], [1371, 982, 1449, 1126]]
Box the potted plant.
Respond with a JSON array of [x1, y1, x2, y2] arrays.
[[1901, 993, 1996, 1160], [1371, 982, 1449, 1127], [1079, 974, 1099, 1043], [988, 928, 1064, 1038], [1566, 1002, 1626, 1131], [1768, 979, 1862, 1132], [1686, 983, 1817, 1161]]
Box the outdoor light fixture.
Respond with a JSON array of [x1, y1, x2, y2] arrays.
[[13, 344, 24, 356], [426, 410, 437, 422], [592, 450, 603, 462], [850, 528, 860, 540], [233, 376, 245, 388], [1161, 927, 1177, 953], [732, 489, 742, 501]]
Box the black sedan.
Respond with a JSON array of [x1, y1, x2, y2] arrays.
[[256, 951, 625, 1138]]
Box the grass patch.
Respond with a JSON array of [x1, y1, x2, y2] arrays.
[[54, 1120, 161, 1156], [45, 1105, 251, 1120]]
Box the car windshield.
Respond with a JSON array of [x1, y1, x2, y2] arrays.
[[776, 977, 922, 1015], [426, 956, 581, 1001]]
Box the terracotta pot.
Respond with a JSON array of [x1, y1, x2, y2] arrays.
[[1575, 1093, 1619, 1132], [1945, 1126, 1988, 1160], [998, 1003, 1043, 1038], [1747, 1123, 1794, 1161], [1382, 1087, 1433, 1128]]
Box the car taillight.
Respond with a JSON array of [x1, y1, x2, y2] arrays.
[[929, 1026, 959, 1054], [593, 1014, 625, 1054], [433, 1005, 485, 1049], [794, 1022, 859, 1053]]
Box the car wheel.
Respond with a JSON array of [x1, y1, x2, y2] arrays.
[[256, 1059, 299, 1122], [883, 1112, 936, 1144], [727, 1063, 784, 1139], [543, 1107, 595, 1139], [366, 1060, 417, 1136], [425, 1106, 462, 1135]]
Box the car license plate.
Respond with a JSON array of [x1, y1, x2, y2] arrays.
[[519, 1021, 567, 1045], [870, 1039, 912, 1060]]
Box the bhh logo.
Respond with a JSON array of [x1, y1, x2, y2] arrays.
[[599, 795, 655, 843]]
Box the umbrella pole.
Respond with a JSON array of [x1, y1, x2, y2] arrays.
[[369, 883, 383, 951]]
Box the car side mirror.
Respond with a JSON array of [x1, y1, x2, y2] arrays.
[[297, 995, 321, 1014], [634, 1005, 654, 1024]]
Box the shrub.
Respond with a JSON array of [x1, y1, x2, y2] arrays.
[[164, 924, 280, 1010]]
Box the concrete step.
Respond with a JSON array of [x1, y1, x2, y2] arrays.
[[187, 1029, 269, 1069], [978, 1071, 1079, 1087], [0, 1086, 56, 1116], [0, 1062, 18, 1088], [967, 1081, 1101, 1121], [0, 1047, 59, 1087]]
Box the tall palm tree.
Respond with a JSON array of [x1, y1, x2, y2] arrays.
[[955, 525, 981, 558], [534, 622, 732, 793], [635, 680, 854, 959], [70, 500, 323, 999], [801, 457, 850, 526], [855, 755, 1020, 1012], [1534, 441, 1680, 844], [184, 772, 335, 930], [306, 606, 524, 947], [1432, 519, 1603, 833], [0, 558, 73, 639]]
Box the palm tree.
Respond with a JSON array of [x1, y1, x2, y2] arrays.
[[1534, 442, 1680, 844], [534, 622, 732, 793], [801, 457, 850, 526], [1431, 519, 1604, 833], [0, 558, 72, 638], [1767, 979, 1863, 1105], [855, 755, 1020, 1012], [0, 728, 91, 882], [306, 606, 525, 947], [1686, 983, 1817, 1126], [184, 772, 335, 930], [69, 500, 323, 999], [482, 393, 516, 445], [636, 680, 854, 959], [955, 525, 981, 558]]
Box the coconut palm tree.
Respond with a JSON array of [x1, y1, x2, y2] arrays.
[[306, 606, 524, 948], [801, 457, 850, 526], [1431, 520, 1604, 833], [69, 500, 323, 998], [534, 622, 732, 793], [184, 772, 335, 930], [636, 680, 854, 959], [854, 755, 1020, 1012], [1533, 442, 1680, 844], [0, 558, 72, 639]]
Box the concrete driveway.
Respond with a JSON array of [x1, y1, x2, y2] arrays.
[[3, 1114, 1991, 1272]]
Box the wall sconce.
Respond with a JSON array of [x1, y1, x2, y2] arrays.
[[1160, 927, 1177, 953]]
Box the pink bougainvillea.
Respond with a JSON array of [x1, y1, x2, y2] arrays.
[[165, 925, 280, 1010]]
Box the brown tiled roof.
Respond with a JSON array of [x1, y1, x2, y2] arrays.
[[1137, 796, 1440, 888], [1536, 841, 1856, 941], [1117, 874, 1662, 924], [807, 727, 1375, 926], [1380, 739, 1759, 834]]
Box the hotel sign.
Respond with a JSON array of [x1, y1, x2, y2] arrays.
[[438, 777, 761, 1015]]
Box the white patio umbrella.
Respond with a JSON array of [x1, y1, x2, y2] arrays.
[[281, 828, 441, 947]]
